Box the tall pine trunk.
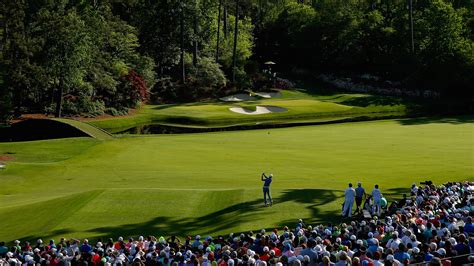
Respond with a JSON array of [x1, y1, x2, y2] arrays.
[[215, 0, 222, 61], [180, 2, 185, 83], [408, 0, 414, 54], [231, 0, 239, 83], [192, 0, 198, 67], [223, 0, 228, 39]]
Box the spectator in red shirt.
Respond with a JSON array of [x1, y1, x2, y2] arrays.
[[269, 242, 281, 256], [260, 246, 270, 261]]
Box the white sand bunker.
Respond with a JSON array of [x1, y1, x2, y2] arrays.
[[220, 94, 256, 102], [229, 105, 287, 115], [254, 92, 281, 98]]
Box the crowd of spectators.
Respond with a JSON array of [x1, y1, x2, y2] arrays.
[[0, 181, 473, 266]]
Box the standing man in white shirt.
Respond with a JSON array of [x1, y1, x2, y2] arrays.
[[342, 183, 356, 218], [371, 184, 382, 216]]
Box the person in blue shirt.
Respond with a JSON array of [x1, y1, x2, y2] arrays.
[[464, 216, 474, 236], [261, 173, 273, 206], [394, 243, 410, 263], [355, 182, 366, 215], [300, 240, 318, 263], [0, 242, 8, 256], [80, 239, 92, 254]]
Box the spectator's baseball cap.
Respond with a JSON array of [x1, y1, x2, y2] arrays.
[[436, 248, 446, 256]]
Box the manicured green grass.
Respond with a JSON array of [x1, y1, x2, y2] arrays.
[[0, 117, 472, 242], [53, 118, 114, 140], [0, 138, 98, 163], [89, 90, 410, 132]]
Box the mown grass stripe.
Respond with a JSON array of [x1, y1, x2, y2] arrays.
[[53, 118, 114, 140]]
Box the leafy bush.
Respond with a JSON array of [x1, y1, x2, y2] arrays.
[[232, 67, 252, 88], [105, 106, 129, 116], [79, 100, 105, 117], [187, 56, 226, 88]]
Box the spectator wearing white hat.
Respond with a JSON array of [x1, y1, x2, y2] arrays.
[[386, 254, 402, 266], [192, 235, 202, 248], [411, 183, 418, 195], [434, 248, 451, 266], [6, 251, 21, 266]]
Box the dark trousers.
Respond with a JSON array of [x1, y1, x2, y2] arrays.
[[356, 197, 363, 212], [263, 187, 272, 205]]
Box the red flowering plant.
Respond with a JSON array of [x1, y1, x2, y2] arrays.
[[127, 69, 149, 102]]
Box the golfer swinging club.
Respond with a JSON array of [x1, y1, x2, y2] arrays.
[[261, 173, 273, 206]]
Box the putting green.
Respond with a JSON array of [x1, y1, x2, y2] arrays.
[[89, 90, 409, 132], [0, 117, 472, 242]]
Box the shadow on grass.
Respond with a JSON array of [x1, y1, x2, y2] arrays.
[[18, 228, 75, 243], [384, 187, 410, 195], [340, 95, 405, 107], [382, 187, 411, 202], [72, 189, 342, 240], [151, 101, 230, 111], [396, 115, 474, 126], [276, 189, 342, 227]]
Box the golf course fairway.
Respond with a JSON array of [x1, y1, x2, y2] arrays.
[[0, 117, 473, 242]]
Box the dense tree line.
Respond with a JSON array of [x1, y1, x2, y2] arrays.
[[0, 0, 472, 121], [256, 0, 473, 97]]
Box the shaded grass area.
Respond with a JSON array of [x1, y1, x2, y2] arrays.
[[397, 115, 474, 125], [0, 118, 473, 242]]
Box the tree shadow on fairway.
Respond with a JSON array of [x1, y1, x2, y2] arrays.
[[381, 187, 411, 203], [17, 228, 75, 244], [384, 187, 410, 196], [276, 189, 343, 226], [396, 115, 474, 126], [84, 189, 343, 240], [86, 198, 268, 239]]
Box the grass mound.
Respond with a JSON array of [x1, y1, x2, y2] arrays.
[[53, 118, 113, 140], [0, 119, 113, 142]]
